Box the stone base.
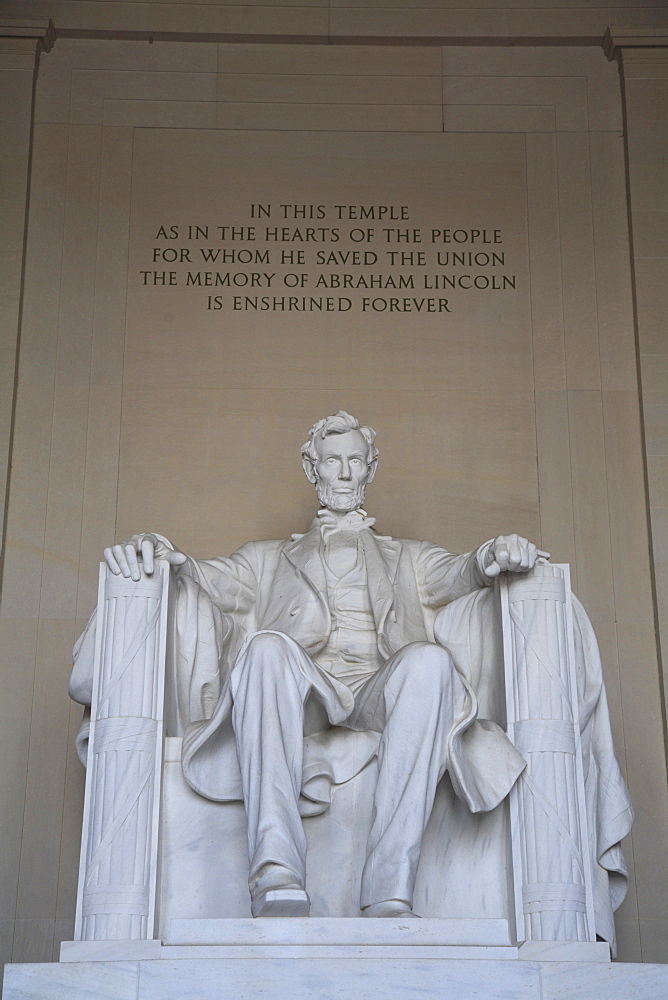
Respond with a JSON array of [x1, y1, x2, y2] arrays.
[[56, 918, 613, 962], [4, 953, 668, 1000], [3, 923, 667, 1000]]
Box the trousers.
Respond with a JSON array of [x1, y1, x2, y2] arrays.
[[228, 629, 470, 909]]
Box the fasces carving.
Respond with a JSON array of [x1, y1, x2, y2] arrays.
[[500, 564, 595, 943], [71, 412, 632, 953], [74, 567, 169, 941]]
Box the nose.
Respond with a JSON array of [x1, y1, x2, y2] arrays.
[[339, 459, 352, 480]]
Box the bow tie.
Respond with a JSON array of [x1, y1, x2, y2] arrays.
[[316, 508, 376, 541]]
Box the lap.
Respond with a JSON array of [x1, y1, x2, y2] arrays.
[[236, 631, 455, 736], [347, 641, 456, 733]]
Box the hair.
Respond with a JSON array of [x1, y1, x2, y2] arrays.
[[301, 410, 379, 484]]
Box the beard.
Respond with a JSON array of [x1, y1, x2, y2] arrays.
[[315, 480, 367, 513]]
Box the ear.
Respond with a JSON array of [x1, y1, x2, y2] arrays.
[[302, 456, 318, 484], [365, 457, 378, 485]]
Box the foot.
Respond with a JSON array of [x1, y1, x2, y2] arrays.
[[362, 900, 420, 918], [250, 864, 311, 918]]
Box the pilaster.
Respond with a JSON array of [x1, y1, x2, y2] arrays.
[[0, 17, 55, 592]]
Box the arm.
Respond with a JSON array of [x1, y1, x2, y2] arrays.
[[419, 534, 548, 608], [104, 532, 258, 614]]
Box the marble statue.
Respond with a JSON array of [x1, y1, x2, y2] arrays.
[[96, 412, 546, 919], [70, 411, 633, 949]]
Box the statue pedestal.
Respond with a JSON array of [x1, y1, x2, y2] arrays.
[[3, 932, 667, 1000], [5, 921, 666, 999]]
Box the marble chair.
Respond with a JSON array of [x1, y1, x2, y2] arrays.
[[68, 560, 631, 957]]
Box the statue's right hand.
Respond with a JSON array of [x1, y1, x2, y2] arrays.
[[104, 533, 187, 580]]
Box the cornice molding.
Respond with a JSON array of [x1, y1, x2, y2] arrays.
[[0, 16, 55, 51], [605, 26, 668, 61]]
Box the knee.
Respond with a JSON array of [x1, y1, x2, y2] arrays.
[[237, 631, 298, 681], [395, 642, 455, 689], [245, 631, 292, 657]]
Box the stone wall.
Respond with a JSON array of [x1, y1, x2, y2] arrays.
[[1, 1, 667, 968]]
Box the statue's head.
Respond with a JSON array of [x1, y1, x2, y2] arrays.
[[301, 411, 378, 513]]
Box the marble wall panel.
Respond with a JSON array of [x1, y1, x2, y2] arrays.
[[525, 134, 567, 392], [614, 859, 643, 963], [70, 68, 217, 125], [89, 127, 133, 389], [442, 105, 556, 132], [647, 455, 668, 505], [616, 622, 668, 964], [103, 99, 217, 128], [14, 125, 68, 388], [11, 920, 56, 966], [53, 126, 102, 386], [534, 391, 577, 579], [443, 75, 588, 130], [14, 621, 78, 944], [0, 617, 39, 964], [114, 385, 540, 562], [638, 305, 668, 353], [633, 208, 668, 258], [565, 390, 616, 626], [218, 42, 442, 77], [626, 77, 668, 121], [619, 46, 668, 748], [54, 701, 87, 938], [629, 160, 668, 219], [0, 120, 105, 967], [215, 101, 444, 131], [602, 391, 656, 622], [556, 133, 601, 391], [588, 132, 638, 391], [0, 58, 35, 553], [1, 385, 55, 622], [328, 6, 668, 41], [217, 72, 442, 105], [643, 350, 668, 405], [122, 128, 531, 397]]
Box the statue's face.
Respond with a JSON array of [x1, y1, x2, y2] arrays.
[[312, 429, 372, 513]]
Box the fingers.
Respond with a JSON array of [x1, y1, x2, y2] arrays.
[[488, 535, 550, 575], [489, 536, 512, 574], [104, 546, 121, 575], [125, 543, 141, 581], [110, 543, 132, 578], [517, 540, 535, 572], [103, 534, 182, 578], [141, 537, 155, 576], [484, 559, 502, 578]]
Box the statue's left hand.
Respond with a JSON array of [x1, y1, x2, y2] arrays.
[[483, 534, 550, 578]]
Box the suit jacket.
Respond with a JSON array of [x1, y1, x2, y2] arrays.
[[177, 522, 527, 812], [177, 521, 492, 675]]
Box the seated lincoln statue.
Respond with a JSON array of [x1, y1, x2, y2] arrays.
[[71, 410, 632, 940]]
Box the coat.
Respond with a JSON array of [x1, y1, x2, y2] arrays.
[[177, 522, 527, 814]]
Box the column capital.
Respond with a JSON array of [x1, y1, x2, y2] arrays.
[[605, 26, 668, 61], [0, 17, 55, 49], [0, 17, 55, 71]]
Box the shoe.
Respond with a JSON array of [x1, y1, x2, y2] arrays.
[[362, 900, 420, 918], [250, 864, 311, 918]]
